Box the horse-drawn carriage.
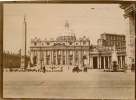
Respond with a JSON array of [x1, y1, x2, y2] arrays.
[[72, 65, 88, 73], [72, 66, 82, 72]]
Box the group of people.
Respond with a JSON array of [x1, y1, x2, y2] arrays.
[[72, 65, 88, 73], [41, 65, 88, 73]]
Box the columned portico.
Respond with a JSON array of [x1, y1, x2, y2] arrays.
[[30, 46, 126, 71]]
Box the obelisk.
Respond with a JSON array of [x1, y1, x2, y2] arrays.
[[20, 16, 27, 69]]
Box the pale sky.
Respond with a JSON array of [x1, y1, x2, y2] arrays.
[[3, 4, 128, 54]]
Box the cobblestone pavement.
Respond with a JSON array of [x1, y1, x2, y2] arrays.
[[3, 71, 135, 99]]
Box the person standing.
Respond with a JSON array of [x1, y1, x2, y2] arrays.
[[43, 66, 46, 73]]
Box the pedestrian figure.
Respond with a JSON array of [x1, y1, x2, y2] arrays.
[[43, 66, 46, 73]]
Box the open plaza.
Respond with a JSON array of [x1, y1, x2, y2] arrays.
[[3, 71, 135, 99]]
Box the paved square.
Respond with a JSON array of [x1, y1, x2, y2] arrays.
[[3, 71, 135, 99]]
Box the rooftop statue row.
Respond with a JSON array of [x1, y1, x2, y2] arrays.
[[31, 35, 90, 43]]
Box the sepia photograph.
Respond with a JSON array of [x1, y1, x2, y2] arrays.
[[2, 3, 135, 99]]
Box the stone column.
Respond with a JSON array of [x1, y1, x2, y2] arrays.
[[61, 50, 63, 65], [67, 50, 69, 65], [73, 50, 75, 65], [109, 56, 111, 69], [76, 51, 78, 65], [97, 56, 99, 69], [99, 56, 101, 69], [56, 50, 58, 65], [118, 56, 120, 69], [30, 51, 34, 64], [92, 56, 95, 69], [44, 51, 46, 65], [50, 51, 52, 65], [120, 56, 122, 69], [117, 56, 119, 68], [79, 50, 82, 68], [67, 50, 70, 70], [90, 56, 93, 69], [104, 56, 105, 69], [52, 50, 54, 65], [122, 56, 125, 68], [66, 50, 67, 65], [107, 56, 109, 69], [36, 51, 38, 64], [122, 56, 124, 68], [37, 51, 40, 65], [65, 51, 67, 65]]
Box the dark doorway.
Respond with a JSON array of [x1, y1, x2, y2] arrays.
[[33, 56, 37, 65], [105, 56, 108, 69], [101, 57, 104, 69], [93, 57, 97, 69], [58, 55, 61, 65]]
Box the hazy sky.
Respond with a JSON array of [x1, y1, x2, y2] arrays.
[[4, 4, 128, 53]]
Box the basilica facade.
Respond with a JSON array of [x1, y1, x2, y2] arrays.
[[30, 33, 126, 71], [30, 35, 91, 70]]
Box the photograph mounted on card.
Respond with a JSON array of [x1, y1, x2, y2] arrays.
[[2, 3, 135, 99]]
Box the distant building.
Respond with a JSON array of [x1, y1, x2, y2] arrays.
[[97, 33, 126, 51], [95, 33, 126, 69]]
